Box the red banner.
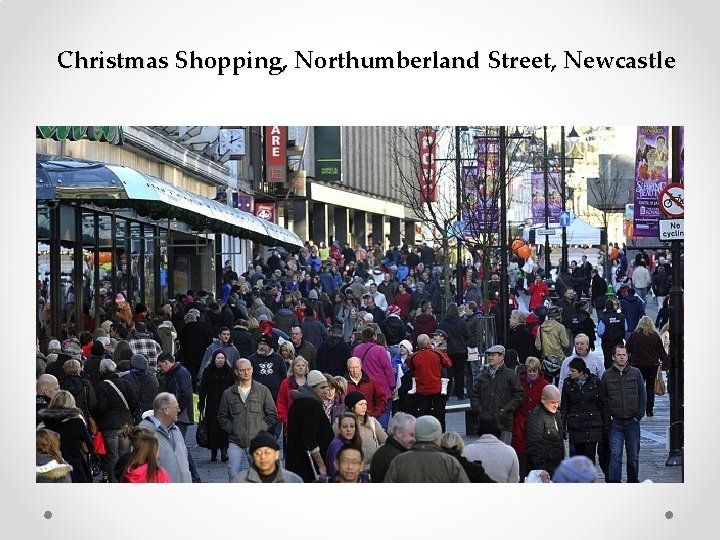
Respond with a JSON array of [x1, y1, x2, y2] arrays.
[[418, 129, 438, 202], [265, 126, 287, 182]]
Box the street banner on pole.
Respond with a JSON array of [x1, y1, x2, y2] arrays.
[[633, 125, 669, 237]]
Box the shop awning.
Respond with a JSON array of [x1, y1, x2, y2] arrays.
[[36, 155, 303, 249]]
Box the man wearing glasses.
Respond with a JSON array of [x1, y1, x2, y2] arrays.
[[218, 359, 278, 482], [232, 432, 303, 483], [315, 445, 368, 483]]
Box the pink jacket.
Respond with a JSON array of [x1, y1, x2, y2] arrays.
[[351, 341, 395, 400]]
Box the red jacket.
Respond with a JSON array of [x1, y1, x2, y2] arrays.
[[123, 464, 170, 483], [344, 371, 387, 419], [511, 372, 549, 455], [406, 347, 452, 395], [276, 376, 301, 425], [528, 281, 550, 311], [412, 314, 438, 346]]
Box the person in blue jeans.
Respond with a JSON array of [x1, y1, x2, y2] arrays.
[[600, 345, 646, 483]]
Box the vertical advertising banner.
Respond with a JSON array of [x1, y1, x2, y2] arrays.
[[314, 126, 342, 181], [462, 165, 498, 236], [633, 126, 669, 237], [679, 126, 684, 183], [418, 129, 438, 202], [530, 171, 562, 225], [265, 126, 287, 182]]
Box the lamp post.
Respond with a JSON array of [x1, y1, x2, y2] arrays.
[[561, 126, 580, 274], [455, 125, 463, 306], [543, 126, 551, 275]]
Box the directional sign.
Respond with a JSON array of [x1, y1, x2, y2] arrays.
[[559, 211, 572, 228], [536, 228, 556, 236], [658, 218, 684, 241], [658, 182, 684, 218]]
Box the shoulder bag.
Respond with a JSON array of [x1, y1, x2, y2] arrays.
[[654, 365, 666, 396], [195, 410, 210, 448]]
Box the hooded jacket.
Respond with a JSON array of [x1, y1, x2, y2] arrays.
[[36, 454, 72, 483], [123, 463, 170, 483], [381, 315, 407, 346], [620, 294, 646, 333]]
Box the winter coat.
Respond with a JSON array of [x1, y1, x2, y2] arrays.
[[162, 362, 194, 425], [470, 364, 525, 433], [198, 339, 241, 381], [333, 414, 387, 471], [248, 350, 288, 402], [601, 365, 646, 420], [442, 450, 496, 483], [60, 373, 96, 420], [301, 315, 330, 350], [121, 368, 159, 424], [369, 436, 407, 483], [285, 385, 335, 482], [570, 309, 596, 344], [598, 310, 626, 344], [438, 314, 470, 355], [528, 281, 550, 310], [525, 403, 565, 476], [218, 381, 278, 447], [620, 294, 646, 333], [381, 315, 407, 346], [412, 313, 438, 344], [535, 319, 570, 361], [274, 308, 299, 337], [344, 370, 388, 418], [384, 442, 470, 483], [198, 361, 236, 450], [123, 463, 171, 483], [406, 347, 452, 395], [627, 329, 670, 369], [507, 324, 539, 364], [294, 340, 318, 371], [139, 416, 191, 483], [39, 407, 94, 483], [93, 373, 138, 431], [316, 336, 351, 376], [511, 372, 549, 456], [36, 453, 72, 483], [177, 321, 213, 369], [232, 462, 304, 483], [351, 341, 396, 400], [230, 326, 255, 358], [276, 376, 302, 426], [559, 373, 607, 444], [652, 272, 672, 297]]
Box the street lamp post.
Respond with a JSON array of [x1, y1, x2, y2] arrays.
[[499, 127, 508, 344], [455, 125, 463, 306], [543, 126, 551, 275]]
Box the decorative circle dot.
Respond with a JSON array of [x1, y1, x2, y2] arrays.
[[44, 511, 53, 519], [665, 511, 673, 520]]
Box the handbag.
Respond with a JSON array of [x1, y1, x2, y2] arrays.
[[654, 366, 666, 396], [467, 347, 480, 362], [93, 431, 107, 455], [195, 411, 210, 448]]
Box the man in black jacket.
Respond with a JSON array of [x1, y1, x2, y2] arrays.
[[369, 412, 416, 482], [597, 299, 626, 369], [525, 384, 564, 477], [601, 345, 646, 483], [316, 325, 351, 376]]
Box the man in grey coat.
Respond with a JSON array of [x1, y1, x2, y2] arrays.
[[139, 392, 192, 483], [218, 358, 278, 482]]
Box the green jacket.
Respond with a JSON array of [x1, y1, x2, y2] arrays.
[[383, 443, 470, 483], [217, 381, 278, 448]]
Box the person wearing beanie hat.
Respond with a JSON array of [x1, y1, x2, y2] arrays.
[[285, 369, 335, 482], [232, 432, 303, 483], [551, 455, 597, 483], [341, 390, 388, 469], [344, 390, 367, 411], [384, 415, 470, 483], [122, 354, 159, 424]]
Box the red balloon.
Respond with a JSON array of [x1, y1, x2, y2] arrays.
[[98, 251, 112, 264], [517, 245, 531, 259], [511, 239, 525, 252]]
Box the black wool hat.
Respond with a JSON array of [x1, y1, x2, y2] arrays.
[[249, 432, 280, 454]]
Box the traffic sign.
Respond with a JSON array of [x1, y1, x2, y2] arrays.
[[658, 218, 684, 241], [658, 183, 684, 218], [536, 228, 556, 236], [559, 211, 572, 228]]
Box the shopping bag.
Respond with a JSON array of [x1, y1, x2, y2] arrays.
[[93, 431, 107, 455], [654, 366, 666, 396]]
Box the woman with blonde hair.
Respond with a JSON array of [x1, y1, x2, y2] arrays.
[[36, 429, 73, 483], [440, 431, 495, 483], [276, 356, 309, 440], [121, 432, 170, 483], [278, 339, 296, 371], [626, 315, 669, 417], [38, 391, 94, 482]]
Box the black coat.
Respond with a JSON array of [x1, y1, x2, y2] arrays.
[[285, 388, 335, 483], [93, 374, 138, 430], [39, 407, 94, 483], [438, 314, 470, 355], [381, 316, 407, 346], [177, 321, 213, 368], [198, 361, 236, 450], [230, 327, 255, 358], [121, 369, 159, 424], [60, 373, 96, 419], [525, 404, 565, 476], [559, 374, 607, 444], [506, 324, 538, 363], [315, 336, 351, 377], [445, 451, 496, 483]]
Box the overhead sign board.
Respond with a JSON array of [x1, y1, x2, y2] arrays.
[[658, 218, 684, 241], [536, 228, 556, 236]]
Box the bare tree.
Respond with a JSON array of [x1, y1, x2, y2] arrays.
[[388, 126, 533, 312]]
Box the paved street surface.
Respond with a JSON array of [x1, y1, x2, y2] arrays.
[[185, 290, 682, 483]]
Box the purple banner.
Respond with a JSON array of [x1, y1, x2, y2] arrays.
[[462, 165, 499, 235], [633, 126, 669, 237], [530, 170, 562, 225]]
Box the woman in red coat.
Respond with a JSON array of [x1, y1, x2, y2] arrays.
[[527, 275, 550, 311], [276, 356, 310, 437], [512, 356, 549, 481]]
